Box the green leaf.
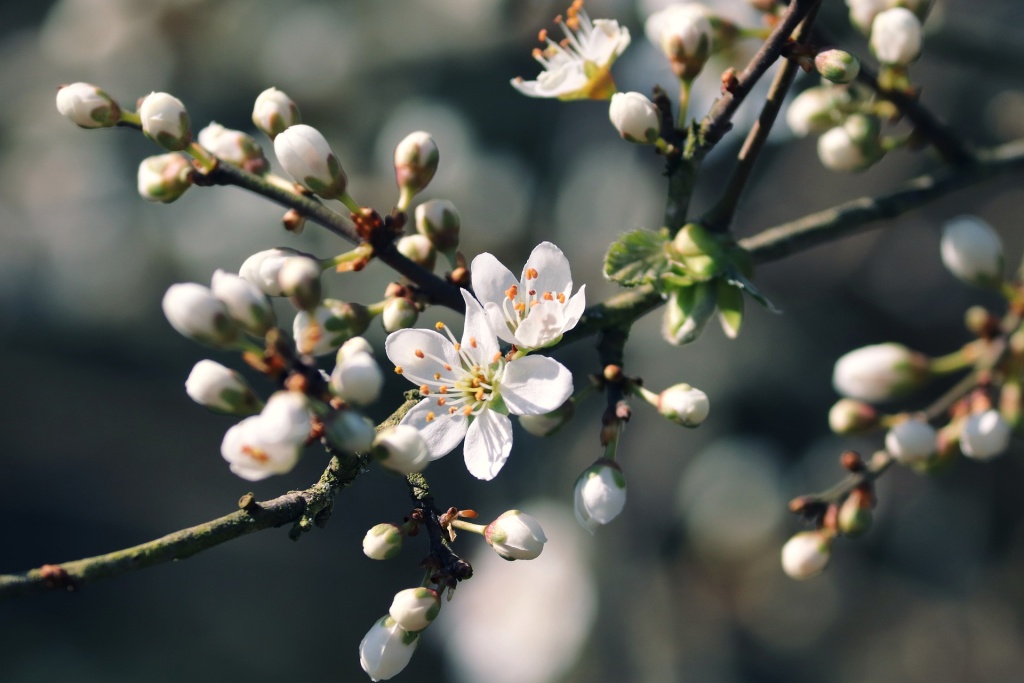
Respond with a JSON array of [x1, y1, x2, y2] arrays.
[[604, 228, 670, 287], [716, 281, 744, 339], [724, 267, 780, 313]]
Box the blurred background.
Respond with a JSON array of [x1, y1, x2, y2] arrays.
[[3, 0, 1024, 681]]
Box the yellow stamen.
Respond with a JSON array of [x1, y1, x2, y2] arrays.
[[470, 337, 477, 348], [526, 267, 539, 280], [463, 406, 473, 416], [444, 364, 452, 371], [475, 389, 485, 401], [394, 366, 404, 374], [543, 292, 554, 301], [241, 445, 269, 463], [414, 349, 425, 359], [426, 412, 436, 422], [492, 352, 502, 362], [435, 321, 445, 330], [439, 385, 449, 394], [557, 293, 566, 303], [434, 373, 441, 380], [420, 385, 430, 395], [437, 397, 446, 406]]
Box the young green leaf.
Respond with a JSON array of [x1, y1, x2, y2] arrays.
[[604, 228, 670, 287]]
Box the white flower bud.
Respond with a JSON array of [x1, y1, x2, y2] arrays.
[[960, 409, 1012, 460], [394, 131, 439, 200], [185, 359, 260, 415], [389, 588, 440, 633], [252, 87, 301, 139], [518, 398, 575, 437], [662, 282, 715, 345], [197, 122, 267, 173], [337, 336, 374, 362], [239, 247, 302, 296], [331, 351, 384, 406], [258, 391, 312, 445], [828, 398, 879, 434], [846, 0, 891, 34], [657, 383, 710, 427], [781, 530, 832, 580], [139, 92, 192, 151], [786, 87, 846, 138], [817, 114, 882, 172], [396, 234, 436, 271], [210, 269, 276, 336], [608, 92, 661, 144], [161, 283, 238, 347], [484, 510, 547, 561], [574, 460, 627, 534], [293, 299, 372, 356], [645, 4, 713, 80], [373, 425, 430, 475], [885, 418, 937, 464], [381, 297, 419, 333], [273, 124, 347, 199], [940, 216, 1004, 287], [870, 7, 922, 66], [814, 49, 860, 84], [276, 256, 323, 311], [56, 82, 120, 128], [414, 199, 460, 261], [137, 153, 193, 203], [832, 342, 929, 402], [220, 414, 303, 481], [363, 523, 403, 560], [325, 410, 375, 453], [359, 616, 419, 682]]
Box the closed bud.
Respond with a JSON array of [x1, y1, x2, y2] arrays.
[[373, 425, 430, 475], [324, 409, 375, 454], [396, 234, 436, 271], [484, 510, 547, 561], [870, 8, 923, 66], [394, 131, 439, 205], [414, 199, 460, 265], [608, 92, 661, 144], [137, 153, 193, 203], [786, 86, 847, 138], [197, 122, 267, 173], [276, 256, 323, 311], [381, 297, 419, 333], [832, 342, 929, 402], [210, 269, 276, 336], [814, 49, 860, 84], [838, 489, 873, 537], [273, 124, 347, 199], [185, 359, 261, 416], [960, 409, 1012, 460], [846, 0, 891, 35], [662, 283, 715, 345], [359, 616, 419, 682], [828, 398, 879, 434], [657, 383, 710, 427], [239, 247, 302, 296], [574, 460, 627, 533], [518, 398, 575, 437], [251, 87, 301, 139], [139, 92, 192, 151], [781, 530, 832, 580], [645, 4, 713, 80], [388, 588, 441, 633], [331, 351, 384, 406], [293, 299, 371, 356], [885, 417, 937, 465], [817, 114, 883, 172], [162, 283, 238, 347], [363, 523, 403, 560], [337, 336, 375, 363], [940, 216, 1004, 288], [258, 391, 312, 445], [56, 82, 120, 128]]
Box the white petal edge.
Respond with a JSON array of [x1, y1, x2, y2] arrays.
[[460, 290, 500, 363], [400, 398, 469, 459], [385, 328, 459, 387], [500, 355, 573, 415], [471, 252, 518, 310], [523, 241, 572, 298], [463, 409, 513, 480], [483, 301, 519, 346]]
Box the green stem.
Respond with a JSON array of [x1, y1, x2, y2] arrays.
[[450, 519, 486, 535], [929, 347, 976, 375], [187, 142, 218, 173], [339, 192, 362, 214], [322, 244, 373, 270], [677, 78, 692, 130]]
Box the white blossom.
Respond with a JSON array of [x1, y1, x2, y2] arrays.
[[574, 461, 627, 533], [252, 87, 300, 139], [220, 392, 310, 481], [139, 92, 192, 151], [781, 530, 832, 580], [273, 124, 347, 199], [161, 283, 237, 347], [870, 7, 922, 66], [56, 82, 120, 128], [239, 247, 302, 296], [373, 425, 430, 475], [832, 342, 927, 402], [389, 588, 440, 633], [960, 410, 1012, 461], [885, 418, 937, 464], [331, 351, 384, 406], [210, 269, 275, 335], [293, 299, 371, 356], [608, 92, 661, 144], [359, 616, 419, 681], [644, 3, 713, 79], [940, 216, 1004, 287], [485, 510, 547, 560], [185, 359, 260, 415]]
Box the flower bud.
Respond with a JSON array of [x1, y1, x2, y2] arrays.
[[324, 409, 375, 454], [838, 488, 873, 538], [258, 391, 312, 445], [273, 124, 347, 199], [832, 342, 929, 402], [359, 616, 419, 682], [137, 153, 193, 203], [139, 92, 192, 151], [381, 297, 419, 333], [885, 417, 937, 465], [56, 82, 120, 128], [210, 269, 276, 336], [396, 234, 436, 271], [870, 8, 923, 66], [657, 383, 710, 427], [185, 359, 261, 415], [337, 336, 375, 363], [781, 530, 832, 580], [373, 425, 430, 475], [293, 299, 371, 356], [394, 131, 439, 203], [846, 0, 891, 35], [662, 283, 716, 345], [239, 247, 302, 296], [960, 409, 1012, 460], [220, 415, 303, 481], [363, 523, 403, 560], [414, 199, 460, 266], [162, 283, 238, 347], [485, 510, 547, 561], [786, 86, 847, 138], [518, 398, 575, 437], [389, 588, 441, 633], [276, 256, 322, 311], [608, 92, 661, 144], [828, 398, 879, 434], [817, 114, 882, 172], [574, 460, 627, 534], [197, 122, 267, 173], [814, 49, 860, 84], [331, 351, 384, 406], [251, 87, 301, 139], [645, 4, 713, 80], [940, 216, 1004, 288]]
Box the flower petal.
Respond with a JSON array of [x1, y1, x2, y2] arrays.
[[463, 409, 513, 480], [400, 398, 469, 459], [522, 242, 572, 297], [461, 290, 500, 363], [562, 284, 587, 331], [471, 252, 518, 311], [514, 300, 568, 350], [483, 301, 518, 346], [500, 355, 573, 415], [385, 328, 459, 386]]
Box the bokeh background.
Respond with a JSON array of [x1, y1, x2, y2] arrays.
[[3, 0, 1024, 681]]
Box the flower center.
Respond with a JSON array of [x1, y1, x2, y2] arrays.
[[530, 1, 600, 70], [500, 267, 568, 334]]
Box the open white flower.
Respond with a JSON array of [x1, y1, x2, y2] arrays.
[[385, 290, 573, 480], [511, 1, 630, 101], [471, 241, 585, 351], [220, 392, 311, 481]]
